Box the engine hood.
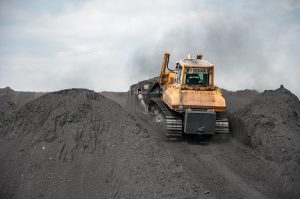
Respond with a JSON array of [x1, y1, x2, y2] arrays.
[[163, 87, 226, 112]]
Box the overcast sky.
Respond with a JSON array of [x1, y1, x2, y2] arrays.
[[0, 0, 299, 97]]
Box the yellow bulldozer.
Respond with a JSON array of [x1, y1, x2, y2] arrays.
[[133, 52, 229, 138]]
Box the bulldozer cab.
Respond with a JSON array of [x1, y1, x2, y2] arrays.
[[177, 59, 214, 90], [160, 53, 215, 91]]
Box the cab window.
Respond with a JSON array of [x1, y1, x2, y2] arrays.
[[185, 69, 210, 86], [177, 65, 182, 83]]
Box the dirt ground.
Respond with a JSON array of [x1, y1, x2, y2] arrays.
[[0, 84, 299, 199]]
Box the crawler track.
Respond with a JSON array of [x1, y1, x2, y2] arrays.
[[150, 98, 230, 138], [151, 98, 183, 138], [215, 114, 230, 134]]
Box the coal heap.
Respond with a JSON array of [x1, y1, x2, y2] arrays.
[[0, 89, 206, 199], [0, 87, 43, 118], [230, 85, 300, 198]]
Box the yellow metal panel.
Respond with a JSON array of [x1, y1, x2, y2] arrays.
[[163, 86, 226, 112]]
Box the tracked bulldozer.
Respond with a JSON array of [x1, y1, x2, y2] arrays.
[[131, 52, 229, 139]]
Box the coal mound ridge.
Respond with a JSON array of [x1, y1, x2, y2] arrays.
[[0, 89, 207, 199], [230, 85, 300, 198], [0, 87, 44, 118], [222, 89, 260, 112]]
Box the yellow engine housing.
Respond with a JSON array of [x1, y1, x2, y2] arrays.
[[163, 86, 226, 112]]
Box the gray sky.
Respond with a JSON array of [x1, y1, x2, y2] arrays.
[[0, 0, 299, 97]]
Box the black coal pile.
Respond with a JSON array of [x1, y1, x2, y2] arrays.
[[129, 77, 159, 90], [0, 89, 208, 199], [0, 87, 44, 118], [230, 85, 300, 198], [222, 89, 259, 112], [100, 91, 128, 107]]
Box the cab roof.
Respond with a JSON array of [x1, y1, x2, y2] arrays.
[[178, 59, 214, 67]]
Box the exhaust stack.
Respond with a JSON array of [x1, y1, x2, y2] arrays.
[[159, 52, 170, 86], [197, 53, 203, 60]]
